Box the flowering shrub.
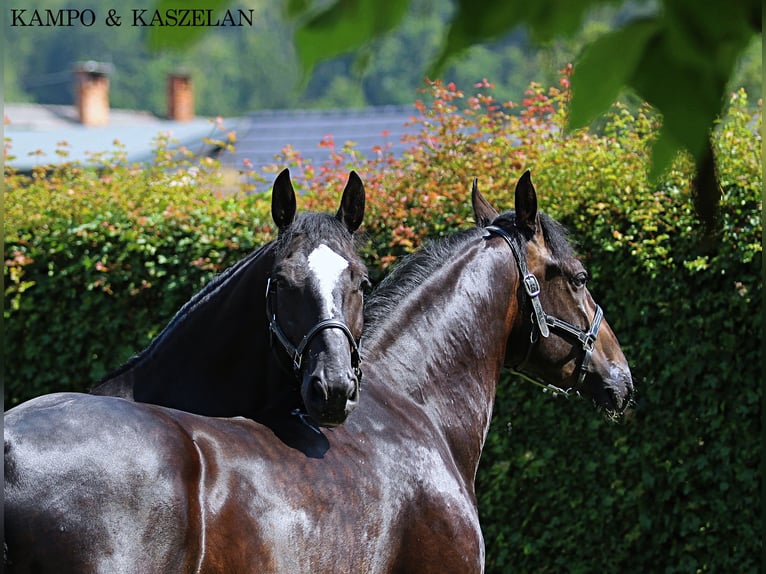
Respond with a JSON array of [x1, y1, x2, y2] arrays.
[[4, 74, 761, 573], [5, 130, 273, 398]]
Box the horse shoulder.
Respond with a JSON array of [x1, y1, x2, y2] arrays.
[[373, 438, 483, 573], [392, 482, 484, 574]]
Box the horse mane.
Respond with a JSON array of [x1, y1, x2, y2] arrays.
[[363, 209, 578, 340], [363, 226, 484, 339], [97, 242, 274, 383]]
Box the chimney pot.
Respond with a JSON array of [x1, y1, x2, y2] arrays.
[[74, 61, 112, 127], [167, 72, 194, 122]]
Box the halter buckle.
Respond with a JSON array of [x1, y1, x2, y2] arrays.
[[522, 274, 541, 297]]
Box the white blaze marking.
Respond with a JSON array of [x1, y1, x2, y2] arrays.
[[307, 244, 348, 317]]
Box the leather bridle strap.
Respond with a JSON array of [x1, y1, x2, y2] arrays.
[[547, 305, 603, 386], [484, 225, 603, 390], [266, 276, 362, 381], [484, 224, 548, 338]]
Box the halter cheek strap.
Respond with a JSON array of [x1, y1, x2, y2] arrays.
[[265, 276, 362, 383], [484, 225, 603, 393]]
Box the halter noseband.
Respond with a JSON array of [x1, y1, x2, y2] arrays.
[[265, 276, 362, 383], [485, 225, 603, 394]]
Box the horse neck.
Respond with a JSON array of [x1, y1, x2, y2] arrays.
[[104, 244, 280, 414], [364, 236, 518, 483]]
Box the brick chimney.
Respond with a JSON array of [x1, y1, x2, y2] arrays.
[[167, 72, 194, 122], [74, 61, 112, 127]]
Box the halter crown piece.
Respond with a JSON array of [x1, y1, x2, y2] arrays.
[[265, 276, 362, 383], [484, 225, 604, 395]]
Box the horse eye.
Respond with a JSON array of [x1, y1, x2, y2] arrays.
[[359, 277, 372, 294], [273, 276, 290, 289], [572, 272, 588, 287]]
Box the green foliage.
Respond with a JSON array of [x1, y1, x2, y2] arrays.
[[4, 76, 761, 572], [294, 0, 409, 73], [4, 130, 273, 404], [289, 0, 760, 209]]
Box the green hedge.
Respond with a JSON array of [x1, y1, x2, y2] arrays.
[[4, 78, 761, 572], [5, 134, 273, 398]]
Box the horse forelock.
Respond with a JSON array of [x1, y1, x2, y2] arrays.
[[490, 210, 582, 276], [275, 212, 367, 276]]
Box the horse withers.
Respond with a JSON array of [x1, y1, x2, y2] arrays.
[[4, 171, 633, 573], [92, 168, 368, 427]]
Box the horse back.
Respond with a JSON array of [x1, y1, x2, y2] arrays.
[[4, 393, 203, 573], [4, 389, 486, 573]]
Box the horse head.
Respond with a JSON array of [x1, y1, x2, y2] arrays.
[[473, 171, 634, 415], [267, 169, 368, 426]]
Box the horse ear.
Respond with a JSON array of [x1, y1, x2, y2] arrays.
[[471, 178, 498, 227], [336, 171, 365, 233], [514, 170, 538, 234], [272, 168, 297, 232]]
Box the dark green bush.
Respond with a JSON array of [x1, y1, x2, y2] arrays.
[[4, 133, 273, 402], [473, 87, 762, 573], [4, 78, 761, 572]]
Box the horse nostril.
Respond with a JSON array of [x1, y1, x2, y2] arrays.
[[347, 382, 359, 403], [310, 377, 329, 402], [346, 368, 361, 401]]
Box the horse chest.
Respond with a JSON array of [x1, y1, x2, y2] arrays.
[[195, 437, 482, 573]]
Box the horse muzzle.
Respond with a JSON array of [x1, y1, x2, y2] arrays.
[[301, 352, 360, 427], [587, 360, 634, 415]]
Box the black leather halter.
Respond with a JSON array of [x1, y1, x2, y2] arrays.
[[485, 225, 603, 394], [265, 276, 362, 382]]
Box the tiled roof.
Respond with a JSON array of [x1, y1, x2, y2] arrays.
[[221, 106, 417, 174], [4, 103, 420, 181]]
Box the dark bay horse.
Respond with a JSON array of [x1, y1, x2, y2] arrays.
[[91, 168, 369, 427], [4, 172, 633, 573]]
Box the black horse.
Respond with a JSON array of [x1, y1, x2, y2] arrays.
[[4, 172, 633, 573], [91, 168, 368, 427]]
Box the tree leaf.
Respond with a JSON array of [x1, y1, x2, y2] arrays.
[[521, 0, 610, 42], [630, 26, 727, 164], [294, 0, 409, 73], [430, 0, 528, 76], [431, 0, 606, 76], [285, 0, 312, 19], [647, 123, 682, 181], [568, 18, 659, 130], [146, 0, 237, 52]]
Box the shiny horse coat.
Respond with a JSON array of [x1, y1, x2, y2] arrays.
[[4, 172, 633, 573]]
